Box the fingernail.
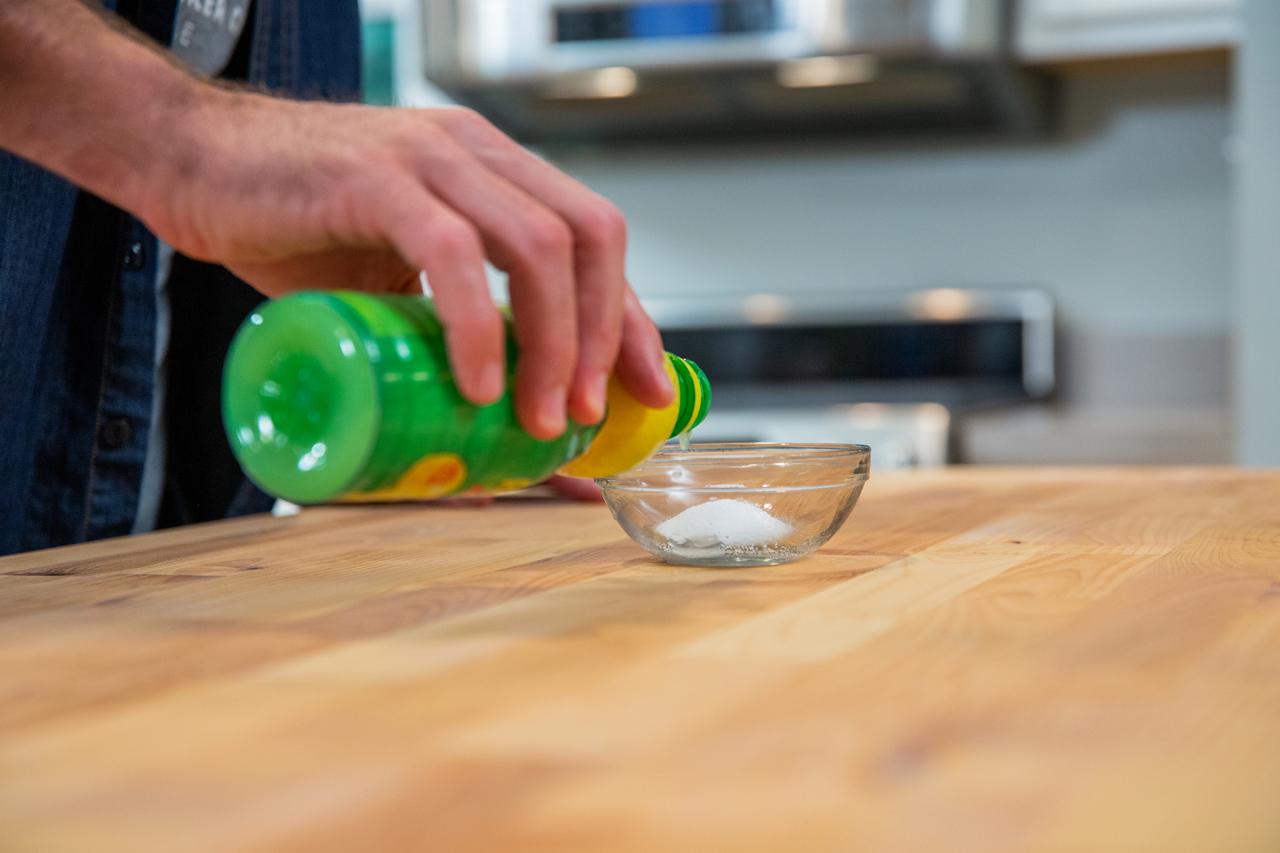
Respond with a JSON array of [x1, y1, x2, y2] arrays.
[[585, 373, 608, 423], [653, 356, 674, 402], [538, 387, 568, 437]]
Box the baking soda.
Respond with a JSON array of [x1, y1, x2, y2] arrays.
[[655, 499, 794, 551]]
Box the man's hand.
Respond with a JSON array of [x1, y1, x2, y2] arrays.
[[142, 94, 674, 439], [0, 0, 674, 441]]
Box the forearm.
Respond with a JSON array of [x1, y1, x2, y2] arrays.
[[0, 0, 208, 212]]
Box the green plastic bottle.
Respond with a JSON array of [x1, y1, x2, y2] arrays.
[[222, 291, 710, 504]]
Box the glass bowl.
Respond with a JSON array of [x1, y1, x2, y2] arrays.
[[598, 443, 870, 567]]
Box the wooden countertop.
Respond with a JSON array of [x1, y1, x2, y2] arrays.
[[3, 468, 1280, 852]]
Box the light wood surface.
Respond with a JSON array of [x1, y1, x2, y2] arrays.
[[3, 468, 1280, 852]]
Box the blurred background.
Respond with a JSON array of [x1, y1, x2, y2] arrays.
[[358, 0, 1280, 471]]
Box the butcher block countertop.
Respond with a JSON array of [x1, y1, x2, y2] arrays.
[[3, 468, 1280, 852]]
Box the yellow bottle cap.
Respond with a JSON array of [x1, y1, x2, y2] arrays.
[[559, 354, 709, 479]]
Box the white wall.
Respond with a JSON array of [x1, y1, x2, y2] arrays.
[[1234, 2, 1280, 465]]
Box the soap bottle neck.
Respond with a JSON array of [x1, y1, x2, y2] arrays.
[[665, 354, 711, 439]]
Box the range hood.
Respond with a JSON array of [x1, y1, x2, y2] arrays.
[[421, 0, 1048, 142]]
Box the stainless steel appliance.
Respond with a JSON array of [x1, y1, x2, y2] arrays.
[[643, 288, 1054, 470], [421, 0, 1047, 141]]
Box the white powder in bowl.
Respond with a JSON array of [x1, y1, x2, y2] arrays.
[[655, 499, 794, 550]]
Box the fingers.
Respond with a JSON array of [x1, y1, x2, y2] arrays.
[[546, 474, 604, 503], [437, 109, 632, 425], [507, 244, 575, 440], [410, 137, 578, 439], [562, 201, 625, 425], [377, 185, 506, 405], [617, 285, 674, 408]]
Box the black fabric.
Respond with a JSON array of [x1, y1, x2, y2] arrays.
[[158, 259, 266, 527], [112, 0, 179, 44]]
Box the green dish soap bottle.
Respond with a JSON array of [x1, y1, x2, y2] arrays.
[[222, 291, 710, 504]]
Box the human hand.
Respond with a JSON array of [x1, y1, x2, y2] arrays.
[[135, 91, 673, 440], [545, 474, 604, 503]]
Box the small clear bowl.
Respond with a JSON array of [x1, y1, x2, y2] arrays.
[[598, 443, 870, 567]]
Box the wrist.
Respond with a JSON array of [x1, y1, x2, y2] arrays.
[[103, 61, 217, 216], [22, 47, 208, 216], [126, 82, 275, 257]]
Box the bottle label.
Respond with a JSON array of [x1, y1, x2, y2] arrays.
[[337, 453, 468, 503]]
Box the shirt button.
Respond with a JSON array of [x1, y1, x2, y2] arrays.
[[122, 241, 146, 271], [99, 418, 133, 450]]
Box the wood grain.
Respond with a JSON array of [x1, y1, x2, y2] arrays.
[[2, 468, 1279, 852]]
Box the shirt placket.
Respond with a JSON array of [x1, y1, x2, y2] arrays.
[[81, 217, 158, 540]]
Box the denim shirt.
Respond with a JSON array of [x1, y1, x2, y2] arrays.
[[0, 0, 361, 555]]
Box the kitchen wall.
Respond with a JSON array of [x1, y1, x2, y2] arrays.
[[1235, 3, 1280, 466], [549, 55, 1234, 462]]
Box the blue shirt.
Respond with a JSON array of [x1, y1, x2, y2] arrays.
[[0, 0, 361, 555]]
